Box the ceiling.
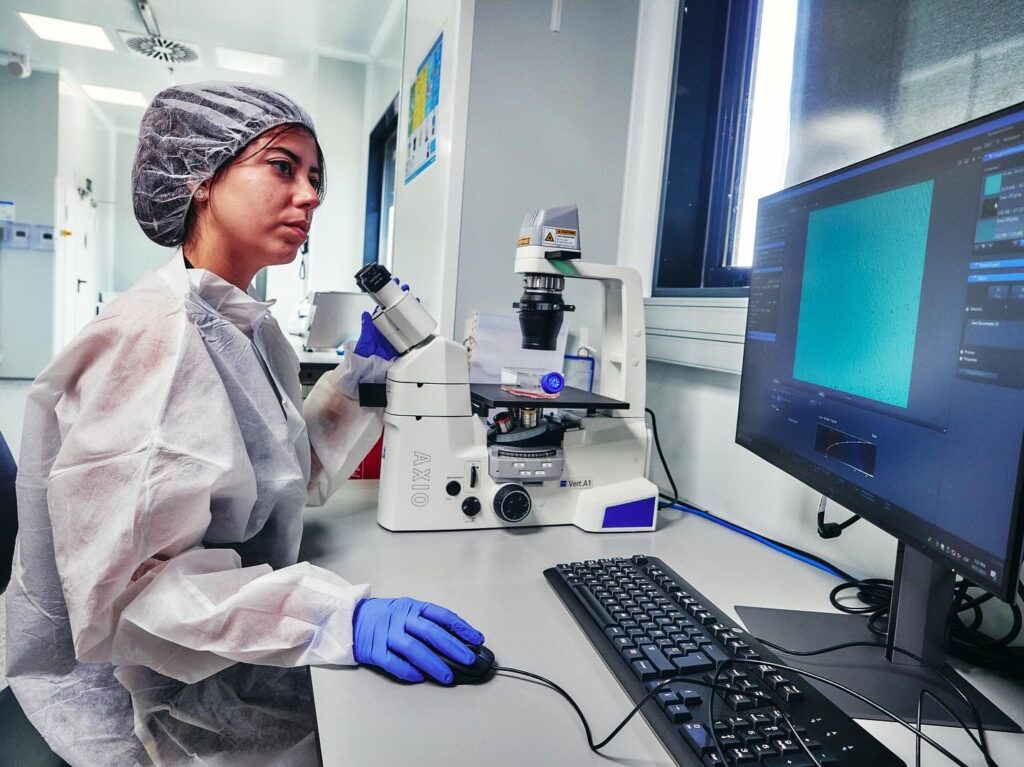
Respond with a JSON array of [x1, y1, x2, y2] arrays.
[[0, 0, 404, 131]]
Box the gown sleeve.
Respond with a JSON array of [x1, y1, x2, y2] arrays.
[[303, 341, 389, 506], [43, 299, 369, 684]]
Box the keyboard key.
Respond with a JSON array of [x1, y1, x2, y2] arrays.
[[621, 647, 643, 662], [751, 742, 776, 760], [680, 722, 713, 755], [665, 703, 692, 723], [702, 644, 729, 665], [702, 754, 726, 766], [666, 684, 703, 705], [612, 637, 635, 652], [724, 716, 750, 731], [728, 746, 756, 763], [671, 652, 714, 674], [736, 728, 763, 745], [716, 733, 741, 749], [763, 757, 815, 767], [779, 685, 804, 703], [639, 644, 677, 678], [655, 690, 679, 708], [630, 660, 658, 681], [727, 694, 755, 711], [775, 738, 800, 754]]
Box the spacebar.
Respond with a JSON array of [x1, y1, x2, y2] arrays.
[[572, 585, 616, 627]]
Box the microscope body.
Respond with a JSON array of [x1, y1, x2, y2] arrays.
[[361, 205, 659, 533]]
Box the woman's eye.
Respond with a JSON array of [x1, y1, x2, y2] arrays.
[[270, 159, 293, 175], [310, 177, 322, 193]]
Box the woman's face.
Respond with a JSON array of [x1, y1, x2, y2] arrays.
[[198, 126, 322, 272]]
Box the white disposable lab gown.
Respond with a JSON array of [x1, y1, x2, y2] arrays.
[[4, 255, 388, 766]]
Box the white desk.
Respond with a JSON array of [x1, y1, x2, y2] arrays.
[[305, 484, 1024, 766]]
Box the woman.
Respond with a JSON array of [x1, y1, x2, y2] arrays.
[[5, 83, 484, 766]]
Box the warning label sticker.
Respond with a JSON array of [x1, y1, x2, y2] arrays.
[[542, 226, 578, 249]]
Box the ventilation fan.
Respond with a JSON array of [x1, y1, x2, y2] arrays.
[[118, 31, 199, 64]]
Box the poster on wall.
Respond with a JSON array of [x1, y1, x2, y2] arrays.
[[404, 33, 442, 184]]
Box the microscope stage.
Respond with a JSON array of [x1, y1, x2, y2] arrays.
[[469, 384, 629, 416]]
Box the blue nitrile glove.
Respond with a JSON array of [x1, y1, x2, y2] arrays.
[[353, 278, 409, 360], [354, 311, 399, 360], [352, 597, 486, 684]]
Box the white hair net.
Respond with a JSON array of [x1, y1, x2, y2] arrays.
[[131, 81, 319, 247]]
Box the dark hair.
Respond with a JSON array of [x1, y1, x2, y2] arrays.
[[182, 123, 326, 248]]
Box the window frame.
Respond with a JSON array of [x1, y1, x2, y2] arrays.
[[363, 96, 400, 266], [652, 0, 759, 297]]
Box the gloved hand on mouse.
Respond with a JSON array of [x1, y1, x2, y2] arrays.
[[352, 597, 485, 684]]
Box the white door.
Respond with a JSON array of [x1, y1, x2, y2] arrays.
[[55, 183, 99, 349]]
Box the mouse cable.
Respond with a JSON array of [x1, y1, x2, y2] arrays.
[[493, 665, 745, 752], [494, 661, 979, 766], [753, 637, 997, 766]]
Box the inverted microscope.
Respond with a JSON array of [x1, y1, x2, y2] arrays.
[[356, 205, 658, 533]]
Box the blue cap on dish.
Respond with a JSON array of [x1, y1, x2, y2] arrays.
[[541, 372, 565, 394]]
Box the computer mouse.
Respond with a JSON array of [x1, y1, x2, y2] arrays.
[[444, 643, 497, 685]]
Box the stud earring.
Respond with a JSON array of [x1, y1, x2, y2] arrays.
[[195, 189, 207, 200]]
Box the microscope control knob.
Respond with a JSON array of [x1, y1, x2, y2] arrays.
[[462, 497, 481, 517], [493, 484, 531, 523]]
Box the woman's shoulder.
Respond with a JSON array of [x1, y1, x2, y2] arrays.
[[101, 267, 187, 321]]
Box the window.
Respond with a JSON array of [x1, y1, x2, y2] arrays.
[[654, 0, 1024, 296], [364, 97, 399, 266]]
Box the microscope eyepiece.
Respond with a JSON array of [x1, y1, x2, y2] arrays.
[[514, 274, 575, 350], [355, 263, 393, 294]]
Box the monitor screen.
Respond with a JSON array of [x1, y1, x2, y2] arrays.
[[736, 102, 1024, 601]]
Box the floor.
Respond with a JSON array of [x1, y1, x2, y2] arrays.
[[0, 378, 32, 692]]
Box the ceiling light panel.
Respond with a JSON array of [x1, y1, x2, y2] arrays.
[[215, 47, 285, 77], [82, 85, 148, 108], [18, 12, 114, 51]]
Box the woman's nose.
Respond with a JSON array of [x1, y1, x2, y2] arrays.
[[296, 179, 320, 209]]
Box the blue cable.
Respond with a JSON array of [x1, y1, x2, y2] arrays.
[[667, 500, 850, 580]]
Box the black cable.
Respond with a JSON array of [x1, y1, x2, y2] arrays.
[[496, 656, 987, 766], [493, 665, 745, 752], [644, 407, 678, 505], [754, 637, 996, 766], [711, 658, 974, 767], [644, 406, 858, 582], [917, 690, 989, 767], [817, 495, 861, 539]]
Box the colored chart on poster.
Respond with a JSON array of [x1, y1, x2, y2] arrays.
[[405, 33, 442, 184]]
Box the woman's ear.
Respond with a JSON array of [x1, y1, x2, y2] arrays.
[[194, 184, 209, 202]]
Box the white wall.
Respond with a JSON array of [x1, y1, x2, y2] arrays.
[[112, 131, 171, 291], [646, 362, 900, 580], [56, 77, 116, 289], [390, 0, 475, 336], [310, 57, 369, 294], [453, 0, 640, 346], [0, 72, 58, 379]]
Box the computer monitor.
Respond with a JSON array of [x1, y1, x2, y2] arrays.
[[735, 101, 1024, 729]]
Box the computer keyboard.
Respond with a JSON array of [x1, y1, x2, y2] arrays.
[[544, 555, 905, 766]]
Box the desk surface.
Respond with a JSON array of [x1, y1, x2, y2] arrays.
[[305, 484, 1024, 767]]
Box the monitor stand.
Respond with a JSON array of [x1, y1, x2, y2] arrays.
[[737, 543, 1021, 732]]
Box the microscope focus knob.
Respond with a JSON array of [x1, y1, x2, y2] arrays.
[[493, 484, 531, 523]]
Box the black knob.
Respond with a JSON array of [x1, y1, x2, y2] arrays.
[[462, 497, 481, 517], [446, 480, 462, 496], [493, 484, 531, 523]]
